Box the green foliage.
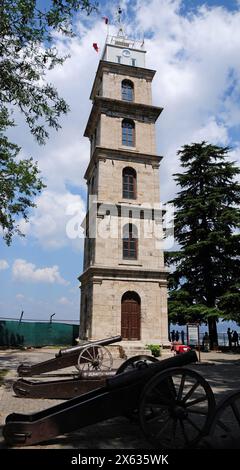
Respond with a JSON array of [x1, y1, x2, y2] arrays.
[[146, 344, 161, 357], [167, 142, 240, 346], [0, 0, 97, 144], [0, 0, 97, 243], [218, 284, 240, 325], [0, 369, 8, 386], [0, 108, 46, 244]]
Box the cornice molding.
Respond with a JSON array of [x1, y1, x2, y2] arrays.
[[84, 97, 163, 138], [84, 146, 163, 180], [79, 265, 168, 285]]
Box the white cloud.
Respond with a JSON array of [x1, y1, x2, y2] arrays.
[[131, 0, 240, 200], [12, 259, 68, 285], [58, 296, 72, 305], [20, 190, 86, 249], [16, 293, 25, 300], [191, 118, 229, 145], [0, 260, 9, 271]]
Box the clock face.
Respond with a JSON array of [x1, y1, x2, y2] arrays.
[[122, 49, 131, 57]]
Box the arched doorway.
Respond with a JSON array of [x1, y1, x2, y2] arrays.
[[121, 291, 141, 340]]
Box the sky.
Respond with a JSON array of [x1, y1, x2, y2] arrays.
[[1, 0, 240, 323]]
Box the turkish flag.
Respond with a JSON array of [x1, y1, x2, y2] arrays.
[[93, 43, 99, 52]]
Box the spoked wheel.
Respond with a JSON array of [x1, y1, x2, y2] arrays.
[[139, 367, 215, 449], [76, 344, 113, 372], [206, 391, 240, 449], [116, 355, 158, 375]]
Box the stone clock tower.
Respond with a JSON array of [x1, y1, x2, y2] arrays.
[[79, 30, 169, 351]]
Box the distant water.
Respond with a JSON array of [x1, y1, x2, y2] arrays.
[[170, 319, 240, 346], [170, 319, 240, 334]]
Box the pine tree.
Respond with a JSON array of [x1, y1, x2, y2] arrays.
[[167, 142, 240, 348]]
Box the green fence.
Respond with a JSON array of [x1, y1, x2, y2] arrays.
[[0, 320, 79, 348]]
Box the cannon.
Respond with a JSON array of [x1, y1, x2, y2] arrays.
[[3, 350, 216, 448], [17, 335, 121, 376], [13, 355, 159, 400]]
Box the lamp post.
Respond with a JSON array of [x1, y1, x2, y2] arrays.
[[19, 310, 24, 323], [50, 313, 56, 324]]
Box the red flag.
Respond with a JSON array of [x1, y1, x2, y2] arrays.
[[102, 16, 109, 24], [93, 43, 99, 53]]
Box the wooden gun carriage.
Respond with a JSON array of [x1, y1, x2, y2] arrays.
[[13, 354, 158, 399], [17, 335, 122, 377], [3, 350, 216, 448]]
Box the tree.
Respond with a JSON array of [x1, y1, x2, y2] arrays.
[[167, 142, 240, 348], [218, 284, 240, 325], [0, 0, 96, 244], [0, 109, 45, 244]]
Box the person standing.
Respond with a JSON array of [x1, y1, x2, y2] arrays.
[[232, 330, 239, 347], [203, 332, 210, 352], [181, 330, 185, 344], [227, 328, 232, 350], [171, 330, 176, 342]]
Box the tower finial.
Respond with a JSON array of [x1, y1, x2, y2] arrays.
[[116, 5, 125, 37], [117, 6, 123, 24]]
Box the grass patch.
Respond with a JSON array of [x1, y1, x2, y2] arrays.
[[0, 369, 8, 387]]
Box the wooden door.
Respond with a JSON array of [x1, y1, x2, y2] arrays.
[[121, 294, 140, 340]]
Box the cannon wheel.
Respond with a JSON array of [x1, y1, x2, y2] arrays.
[[76, 344, 113, 372], [206, 391, 240, 448], [116, 355, 159, 422], [139, 367, 215, 449], [116, 355, 158, 375]]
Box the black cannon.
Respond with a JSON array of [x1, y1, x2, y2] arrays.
[[3, 350, 216, 448], [17, 335, 122, 376], [13, 355, 158, 399]]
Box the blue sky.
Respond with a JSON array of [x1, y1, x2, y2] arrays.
[[1, 0, 240, 323]]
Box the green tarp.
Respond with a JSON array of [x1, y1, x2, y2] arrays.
[[0, 320, 79, 347]]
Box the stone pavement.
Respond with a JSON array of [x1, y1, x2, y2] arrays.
[[0, 348, 240, 449]]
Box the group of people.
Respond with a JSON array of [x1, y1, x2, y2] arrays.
[[170, 327, 240, 351], [227, 328, 239, 349], [170, 329, 185, 344]]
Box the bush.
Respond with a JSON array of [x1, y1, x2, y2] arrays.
[[146, 344, 161, 357]]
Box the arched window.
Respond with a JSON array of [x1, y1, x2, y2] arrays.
[[123, 223, 138, 259], [122, 80, 134, 101], [122, 119, 135, 147], [122, 167, 137, 199]]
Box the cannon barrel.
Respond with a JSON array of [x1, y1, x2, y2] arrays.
[[18, 335, 122, 376], [107, 349, 198, 390], [56, 335, 122, 357]]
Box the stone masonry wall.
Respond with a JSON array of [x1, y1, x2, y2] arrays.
[[102, 72, 152, 105], [89, 278, 169, 345], [100, 114, 157, 155]]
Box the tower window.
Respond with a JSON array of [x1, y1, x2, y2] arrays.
[[122, 119, 135, 147], [122, 167, 137, 199], [117, 56, 121, 64], [122, 80, 134, 101], [123, 224, 138, 259], [131, 59, 136, 66]]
